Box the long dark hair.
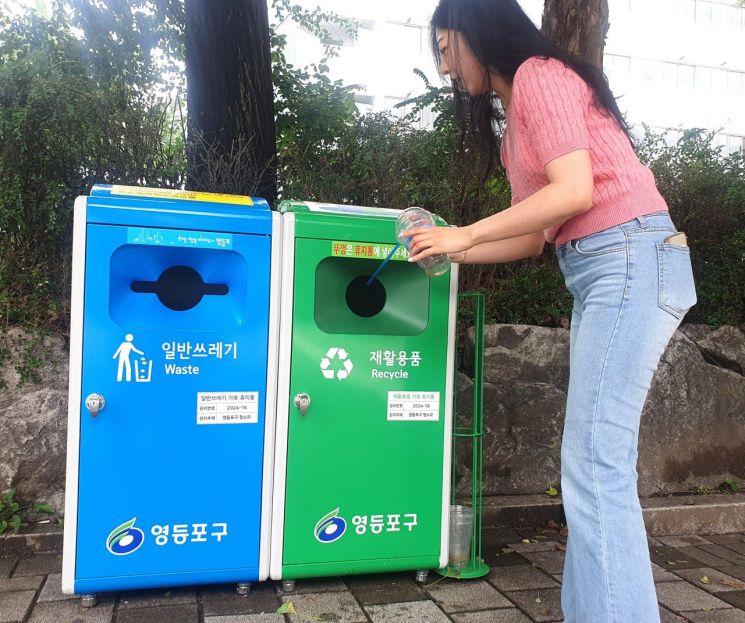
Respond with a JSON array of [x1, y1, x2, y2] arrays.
[[431, 0, 633, 172]]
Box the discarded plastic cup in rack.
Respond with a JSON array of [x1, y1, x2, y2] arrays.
[[448, 504, 474, 568], [395, 207, 451, 277]]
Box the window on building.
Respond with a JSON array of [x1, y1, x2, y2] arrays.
[[695, 0, 713, 24], [662, 62, 678, 89], [631, 57, 647, 83], [727, 71, 744, 96], [677, 64, 695, 90], [603, 55, 618, 88], [712, 68, 727, 93], [712, 2, 727, 27], [629, 58, 664, 86], [665, 129, 683, 147], [727, 6, 743, 30], [678, 0, 695, 23], [609, 0, 631, 15], [385, 96, 415, 120], [727, 135, 745, 154], [713, 134, 728, 150], [695, 66, 712, 91], [408, 24, 424, 56], [606, 55, 633, 96], [387, 22, 423, 57], [419, 106, 435, 129], [648, 60, 665, 85], [608, 55, 631, 82], [355, 94, 375, 115], [320, 19, 356, 48], [603, 55, 614, 81]]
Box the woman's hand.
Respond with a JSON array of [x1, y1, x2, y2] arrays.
[[403, 225, 475, 263]]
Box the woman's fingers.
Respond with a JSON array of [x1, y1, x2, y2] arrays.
[[409, 240, 437, 262], [402, 227, 432, 238], [408, 234, 433, 258]]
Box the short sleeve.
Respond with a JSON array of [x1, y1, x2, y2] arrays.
[[512, 57, 590, 168]]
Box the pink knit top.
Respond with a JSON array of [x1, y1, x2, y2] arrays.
[[500, 56, 668, 245]]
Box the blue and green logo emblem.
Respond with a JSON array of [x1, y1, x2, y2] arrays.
[[314, 508, 347, 544], [106, 518, 145, 556]]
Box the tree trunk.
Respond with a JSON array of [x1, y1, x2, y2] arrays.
[[185, 0, 277, 205], [542, 0, 609, 69]]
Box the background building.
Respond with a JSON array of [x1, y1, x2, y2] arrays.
[[279, 0, 745, 151]]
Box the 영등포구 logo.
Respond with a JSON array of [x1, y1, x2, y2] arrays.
[[314, 508, 347, 543], [106, 518, 145, 556]]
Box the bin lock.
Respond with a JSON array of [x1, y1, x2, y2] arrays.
[[293, 393, 311, 416], [84, 393, 106, 418]]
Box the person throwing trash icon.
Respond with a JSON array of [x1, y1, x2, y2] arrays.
[[113, 334, 144, 382]]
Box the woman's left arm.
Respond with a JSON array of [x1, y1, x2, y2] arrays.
[[406, 149, 594, 262]]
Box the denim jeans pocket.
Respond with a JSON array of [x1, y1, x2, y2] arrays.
[[657, 243, 697, 318], [571, 228, 627, 256]]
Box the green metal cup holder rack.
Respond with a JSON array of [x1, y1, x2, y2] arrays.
[[437, 292, 489, 579]]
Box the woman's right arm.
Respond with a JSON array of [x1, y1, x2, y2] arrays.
[[448, 231, 545, 264]]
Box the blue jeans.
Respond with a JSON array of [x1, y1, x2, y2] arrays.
[[556, 211, 697, 623]]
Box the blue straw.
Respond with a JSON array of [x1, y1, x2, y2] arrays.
[[366, 242, 402, 286]]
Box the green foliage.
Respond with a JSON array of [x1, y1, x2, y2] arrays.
[[0, 0, 364, 333], [0, 489, 56, 535], [485, 262, 573, 327], [274, 69, 565, 325], [0, 489, 22, 535], [270, 0, 362, 192], [0, 7, 185, 331], [720, 478, 741, 494], [396, 69, 458, 135], [638, 127, 745, 327], [0, 330, 51, 386], [64, 0, 185, 91]]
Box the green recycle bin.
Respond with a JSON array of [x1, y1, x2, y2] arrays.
[[270, 201, 459, 584]]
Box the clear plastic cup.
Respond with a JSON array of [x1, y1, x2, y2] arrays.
[[395, 207, 451, 277], [448, 504, 474, 568]]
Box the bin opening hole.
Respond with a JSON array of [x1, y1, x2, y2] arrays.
[[131, 265, 228, 311], [345, 276, 386, 318]]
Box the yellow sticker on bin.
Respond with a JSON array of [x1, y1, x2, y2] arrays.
[[110, 185, 253, 206], [331, 240, 409, 261]]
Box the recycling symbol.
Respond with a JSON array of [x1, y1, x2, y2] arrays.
[[320, 347, 354, 381]]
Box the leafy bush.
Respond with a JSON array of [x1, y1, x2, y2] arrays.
[[0, 10, 185, 331], [639, 128, 745, 326], [0, 489, 54, 535], [279, 77, 745, 329]]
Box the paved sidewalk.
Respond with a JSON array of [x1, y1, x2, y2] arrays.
[[2, 525, 745, 622]]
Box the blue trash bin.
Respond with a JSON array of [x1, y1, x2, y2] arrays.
[[62, 185, 281, 598]]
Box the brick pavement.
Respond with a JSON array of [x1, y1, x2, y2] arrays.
[[2, 528, 745, 623]]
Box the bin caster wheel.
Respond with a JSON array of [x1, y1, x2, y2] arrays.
[[236, 582, 251, 595], [282, 580, 296, 593], [415, 570, 429, 583], [81, 594, 97, 608]]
